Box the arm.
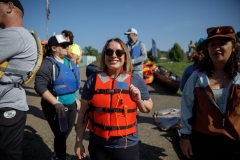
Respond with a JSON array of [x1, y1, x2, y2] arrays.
[[75, 99, 89, 159], [129, 75, 153, 113], [34, 59, 65, 115], [0, 30, 24, 63], [75, 75, 95, 159], [180, 72, 197, 159], [132, 42, 147, 64]]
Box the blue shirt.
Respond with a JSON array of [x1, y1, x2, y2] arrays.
[[180, 64, 196, 92], [81, 72, 150, 148]]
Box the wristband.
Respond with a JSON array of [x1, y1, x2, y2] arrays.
[[181, 134, 190, 140]]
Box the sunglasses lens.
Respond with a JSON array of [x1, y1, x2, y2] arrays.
[[116, 50, 125, 57], [105, 49, 125, 57], [207, 27, 216, 34], [207, 26, 234, 35], [105, 49, 114, 56], [58, 44, 68, 49]]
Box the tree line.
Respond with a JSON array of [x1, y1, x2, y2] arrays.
[[83, 42, 199, 62]]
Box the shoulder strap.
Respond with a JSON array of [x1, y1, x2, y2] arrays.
[[23, 30, 44, 84], [45, 56, 57, 81]]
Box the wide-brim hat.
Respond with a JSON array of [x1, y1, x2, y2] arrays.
[[206, 26, 236, 41]]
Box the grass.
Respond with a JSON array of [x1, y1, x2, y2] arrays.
[[154, 59, 193, 95]]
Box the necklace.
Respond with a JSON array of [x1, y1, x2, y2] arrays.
[[214, 71, 227, 82]]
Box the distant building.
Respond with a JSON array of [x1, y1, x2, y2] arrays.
[[79, 55, 96, 67], [160, 51, 168, 59]]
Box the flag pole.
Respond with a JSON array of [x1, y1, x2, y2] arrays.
[[46, 16, 48, 39], [46, 0, 49, 39]]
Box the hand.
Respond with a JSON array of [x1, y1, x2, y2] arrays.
[[180, 139, 193, 159], [54, 103, 66, 117], [76, 99, 81, 114], [75, 142, 86, 159], [129, 84, 141, 102]]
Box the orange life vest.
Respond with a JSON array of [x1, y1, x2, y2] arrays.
[[87, 71, 137, 140]]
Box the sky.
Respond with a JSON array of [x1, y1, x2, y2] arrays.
[[21, 0, 240, 53]]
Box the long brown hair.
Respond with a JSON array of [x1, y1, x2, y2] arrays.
[[99, 38, 133, 74], [197, 39, 240, 78]]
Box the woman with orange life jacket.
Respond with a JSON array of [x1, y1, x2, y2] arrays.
[[75, 38, 153, 160]]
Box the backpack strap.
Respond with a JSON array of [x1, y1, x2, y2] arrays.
[[0, 30, 43, 100]]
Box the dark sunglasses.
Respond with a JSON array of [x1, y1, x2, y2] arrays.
[[105, 49, 126, 57], [207, 26, 235, 36], [57, 44, 69, 49]]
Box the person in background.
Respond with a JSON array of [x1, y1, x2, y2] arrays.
[[86, 60, 100, 78], [75, 38, 153, 160], [41, 39, 48, 58], [187, 40, 195, 61], [0, 0, 38, 159], [34, 35, 80, 160], [124, 28, 147, 78], [180, 26, 240, 160], [179, 37, 206, 91], [62, 30, 82, 67]]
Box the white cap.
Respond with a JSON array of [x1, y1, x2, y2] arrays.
[[124, 28, 138, 35]]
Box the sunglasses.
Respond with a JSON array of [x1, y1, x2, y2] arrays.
[[207, 26, 235, 36], [57, 44, 69, 49], [105, 49, 126, 57]]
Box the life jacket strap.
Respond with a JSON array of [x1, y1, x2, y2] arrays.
[[82, 106, 137, 125], [94, 89, 129, 94], [89, 105, 137, 113], [89, 118, 136, 131]]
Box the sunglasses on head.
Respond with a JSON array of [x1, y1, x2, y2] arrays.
[[57, 44, 69, 49], [207, 26, 235, 36], [105, 49, 126, 57]]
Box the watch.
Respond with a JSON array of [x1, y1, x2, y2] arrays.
[[180, 134, 190, 140]]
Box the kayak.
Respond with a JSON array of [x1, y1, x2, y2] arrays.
[[154, 65, 181, 93], [143, 61, 156, 85], [143, 69, 154, 85]]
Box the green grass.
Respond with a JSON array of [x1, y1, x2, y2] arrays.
[[154, 59, 193, 95]]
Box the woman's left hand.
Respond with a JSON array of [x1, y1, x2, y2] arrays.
[[130, 84, 141, 102]]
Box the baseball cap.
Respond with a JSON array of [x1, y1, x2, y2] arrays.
[[0, 0, 24, 14], [124, 28, 138, 35], [48, 35, 72, 48], [206, 26, 236, 41]]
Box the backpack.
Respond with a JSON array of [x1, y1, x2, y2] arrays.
[[0, 30, 44, 99]]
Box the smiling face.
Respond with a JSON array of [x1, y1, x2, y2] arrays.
[[208, 37, 234, 65], [104, 41, 126, 76]]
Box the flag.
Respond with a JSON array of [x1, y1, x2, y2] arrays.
[[152, 39, 158, 58], [46, 0, 50, 19]]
